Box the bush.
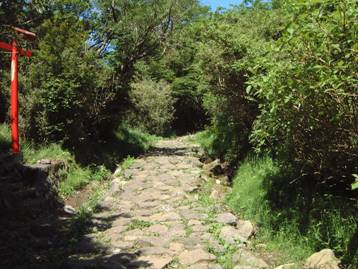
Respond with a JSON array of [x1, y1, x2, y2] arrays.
[[126, 79, 175, 135], [24, 14, 111, 146], [249, 0, 358, 190], [194, 5, 283, 164], [23, 142, 111, 198]]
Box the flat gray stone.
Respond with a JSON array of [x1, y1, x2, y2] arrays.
[[178, 248, 216, 266], [147, 224, 169, 235], [149, 212, 181, 222], [305, 249, 340, 269], [274, 263, 296, 269], [189, 264, 223, 269], [233, 249, 269, 268], [236, 220, 255, 239], [169, 242, 185, 254], [220, 226, 247, 244], [138, 254, 173, 269], [216, 212, 237, 225], [139, 247, 172, 255]]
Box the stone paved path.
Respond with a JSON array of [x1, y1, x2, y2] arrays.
[[66, 137, 268, 269]]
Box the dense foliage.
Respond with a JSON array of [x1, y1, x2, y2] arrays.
[[0, 0, 357, 267], [126, 79, 175, 135], [250, 0, 358, 190]]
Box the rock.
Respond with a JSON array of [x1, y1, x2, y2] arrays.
[[233, 266, 255, 269], [169, 242, 184, 254], [188, 219, 202, 226], [220, 226, 247, 244], [236, 220, 255, 240], [304, 249, 340, 269], [149, 212, 181, 222], [216, 212, 237, 225], [199, 154, 213, 164], [178, 248, 216, 266], [189, 264, 223, 269], [63, 204, 76, 215], [207, 238, 225, 253], [147, 224, 168, 235], [181, 210, 208, 220], [274, 263, 296, 269], [138, 254, 173, 269], [110, 240, 134, 250], [203, 159, 223, 176], [210, 189, 222, 200], [233, 249, 269, 268], [36, 159, 65, 171], [123, 170, 133, 179], [139, 247, 171, 255], [183, 184, 199, 193]]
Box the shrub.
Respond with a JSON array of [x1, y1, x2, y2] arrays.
[[250, 0, 358, 190], [24, 14, 110, 146], [126, 79, 175, 135], [195, 6, 283, 164]]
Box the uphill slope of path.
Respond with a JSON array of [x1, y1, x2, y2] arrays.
[[65, 136, 268, 269]]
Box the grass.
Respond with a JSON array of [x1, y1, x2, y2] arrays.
[[70, 180, 111, 236], [0, 124, 11, 151], [58, 161, 111, 197], [0, 124, 158, 198], [24, 142, 111, 198], [196, 174, 238, 268], [193, 146, 357, 268], [116, 125, 160, 152], [72, 124, 159, 170], [193, 130, 217, 156], [194, 129, 357, 267], [127, 219, 152, 231], [225, 156, 312, 265], [121, 156, 135, 170], [226, 156, 358, 268], [0, 124, 111, 197]]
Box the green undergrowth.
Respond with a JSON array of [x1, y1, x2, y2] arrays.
[[226, 156, 358, 268], [70, 180, 111, 236], [0, 124, 11, 152], [197, 177, 237, 268], [72, 125, 160, 169], [120, 156, 135, 171], [115, 125, 160, 152], [127, 219, 152, 231], [0, 124, 157, 198], [194, 130, 218, 158]]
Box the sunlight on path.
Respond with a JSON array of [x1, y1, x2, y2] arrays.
[[65, 137, 264, 269]]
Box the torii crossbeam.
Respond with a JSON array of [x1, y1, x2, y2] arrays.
[[0, 27, 36, 154]]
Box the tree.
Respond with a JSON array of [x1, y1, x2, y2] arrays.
[[250, 0, 358, 190], [88, 0, 203, 131]]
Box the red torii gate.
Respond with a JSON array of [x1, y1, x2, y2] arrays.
[[0, 27, 36, 154]]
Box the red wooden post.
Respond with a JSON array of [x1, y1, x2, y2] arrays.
[[0, 27, 35, 154], [10, 41, 19, 153]]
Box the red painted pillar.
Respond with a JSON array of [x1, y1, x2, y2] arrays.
[[10, 41, 19, 153]]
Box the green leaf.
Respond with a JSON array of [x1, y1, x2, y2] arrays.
[[352, 174, 358, 191], [287, 28, 294, 35]]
